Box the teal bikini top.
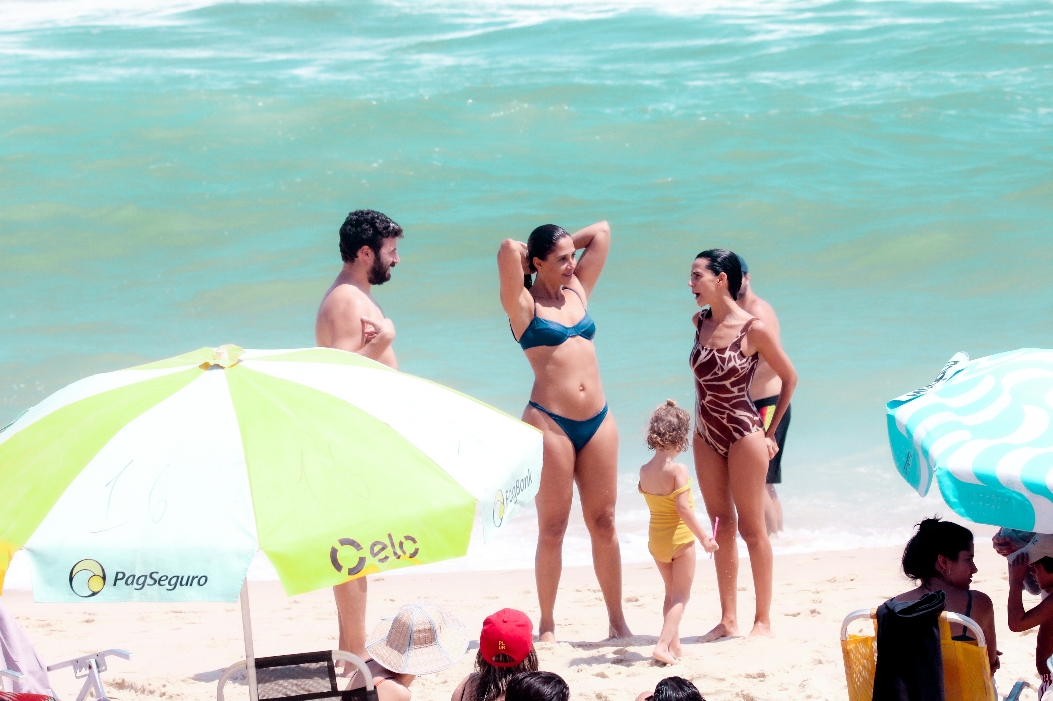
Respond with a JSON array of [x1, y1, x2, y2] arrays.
[[513, 286, 596, 350]]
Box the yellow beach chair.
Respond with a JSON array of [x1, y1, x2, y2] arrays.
[[840, 608, 1026, 701]]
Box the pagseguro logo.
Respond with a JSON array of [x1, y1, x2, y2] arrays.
[[69, 559, 106, 598], [330, 533, 420, 577], [493, 472, 533, 527], [69, 559, 209, 596]]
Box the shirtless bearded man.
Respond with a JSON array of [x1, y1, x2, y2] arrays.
[[735, 255, 790, 535], [315, 209, 403, 660]]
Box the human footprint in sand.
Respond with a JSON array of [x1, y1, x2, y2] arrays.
[[639, 400, 719, 664]]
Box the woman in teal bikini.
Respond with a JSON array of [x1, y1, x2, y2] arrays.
[[498, 222, 631, 642]]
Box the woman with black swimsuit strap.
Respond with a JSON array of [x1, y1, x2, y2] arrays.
[[498, 222, 631, 642], [688, 249, 796, 641], [891, 518, 1000, 673]]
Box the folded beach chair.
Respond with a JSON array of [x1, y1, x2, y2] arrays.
[[217, 651, 377, 701], [1, 650, 131, 701], [1, 603, 129, 701], [840, 608, 1028, 701]]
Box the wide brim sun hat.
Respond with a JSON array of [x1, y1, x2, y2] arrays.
[[366, 601, 469, 675]]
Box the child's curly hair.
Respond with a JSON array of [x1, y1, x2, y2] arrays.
[[646, 399, 691, 452]]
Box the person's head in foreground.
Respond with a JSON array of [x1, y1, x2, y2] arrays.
[[647, 399, 691, 454], [690, 248, 743, 309], [454, 608, 538, 701], [902, 517, 976, 588], [636, 676, 706, 701], [339, 209, 403, 285], [358, 600, 468, 701], [504, 672, 569, 701], [524, 224, 573, 289]]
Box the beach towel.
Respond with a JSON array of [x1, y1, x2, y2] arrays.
[[873, 591, 946, 701], [0, 604, 52, 696]]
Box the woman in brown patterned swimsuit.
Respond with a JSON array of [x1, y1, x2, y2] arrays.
[[688, 249, 797, 640]]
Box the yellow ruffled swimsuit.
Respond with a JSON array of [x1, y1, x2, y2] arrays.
[[639, 480, 696, 563]]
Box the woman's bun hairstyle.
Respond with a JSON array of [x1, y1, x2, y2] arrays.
[[525, 225, 570, 289], [901, 517, 974, 582], [695, 249, 743, 300], [647, 400, 691, 452]]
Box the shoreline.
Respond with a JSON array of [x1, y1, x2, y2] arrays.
[[2, 544, 1039, 701]]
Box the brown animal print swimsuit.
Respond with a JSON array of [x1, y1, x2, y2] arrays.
[[689, 310, 763, 458]]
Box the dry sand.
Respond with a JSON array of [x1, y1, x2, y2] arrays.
[[1, 544, 1042, 701]]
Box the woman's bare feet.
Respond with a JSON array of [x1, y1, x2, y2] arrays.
[[748, 621, 774, 638], [652, 646, 677, 665], [670, 640, 683, 658], [607, 621, 633, 640], [538, 629, 557, 643], [698, 621, 738, 642]]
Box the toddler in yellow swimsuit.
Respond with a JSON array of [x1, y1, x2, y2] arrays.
[[638, 399, 719, 665]]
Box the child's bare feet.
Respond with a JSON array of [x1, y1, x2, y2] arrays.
[[748, 621, 774, 637], [652, 646, 678, 665]]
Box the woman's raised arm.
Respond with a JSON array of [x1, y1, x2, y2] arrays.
[[498, 238, 535, 335], [570, 221, 610, 298]]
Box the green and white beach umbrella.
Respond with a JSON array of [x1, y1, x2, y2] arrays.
[[887, 348, 1053, 532], [0, 345, 543, 602]]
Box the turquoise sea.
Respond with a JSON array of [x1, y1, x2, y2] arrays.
[[2, 0, 1052, 572]]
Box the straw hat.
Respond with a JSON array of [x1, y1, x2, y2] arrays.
[[365, 601, 468, 675]]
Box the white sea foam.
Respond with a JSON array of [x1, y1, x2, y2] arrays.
[[0, 0, 218, 32], [0, 0, 989, 35]]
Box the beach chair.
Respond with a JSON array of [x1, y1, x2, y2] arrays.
[[217, 651, 377, 701], [840, 608, 1028, 701], [1, 649, 131, 701]]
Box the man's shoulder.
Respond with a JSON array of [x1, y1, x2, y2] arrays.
[[744, 294, 778, 323], [319, 282, 372, 316]]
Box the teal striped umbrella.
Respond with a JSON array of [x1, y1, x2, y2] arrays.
[[887, 349, 1053, 531]]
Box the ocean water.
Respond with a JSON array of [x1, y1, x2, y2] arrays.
[[2, 0, 1052, 582]]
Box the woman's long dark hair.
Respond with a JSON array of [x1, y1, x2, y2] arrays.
[[902, 517, 974, 582], [695, 249, 743, 300], [472, 649, 539, 701], [653, 677, 705, 701], [524, 225, 570, 289], [505, 671, 569, 701]]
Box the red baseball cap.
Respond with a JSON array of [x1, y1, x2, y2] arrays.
[[480, 608, 533, 667]]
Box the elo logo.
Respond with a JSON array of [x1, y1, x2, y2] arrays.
[[69, 559, 106, 598], [330, 533, 420, 577]]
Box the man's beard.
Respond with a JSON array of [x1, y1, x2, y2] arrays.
[[367, 254, 392, 285]]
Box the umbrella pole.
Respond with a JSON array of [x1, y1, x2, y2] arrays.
[[239, 579, 259, 701]]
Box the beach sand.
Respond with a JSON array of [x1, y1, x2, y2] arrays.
[[1, 544, 1041, 701]]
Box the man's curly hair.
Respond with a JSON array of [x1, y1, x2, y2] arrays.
[[646, 399, 691, 452], [338, 209, 403, 262]]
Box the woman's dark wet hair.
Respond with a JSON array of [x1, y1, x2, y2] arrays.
[[652, 676, 705, 701], [525, 224, 571, 289], [505, 671, 569, 701], [471, 649, 539, 701], [902, 517, 974, 582], [695, 249, 743, 300]]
